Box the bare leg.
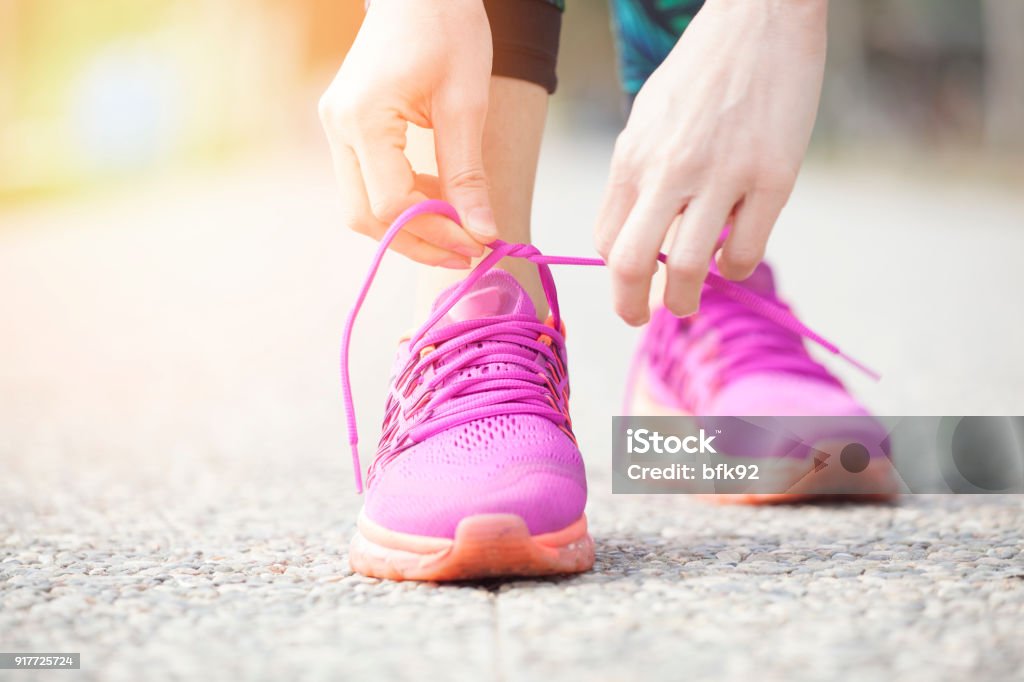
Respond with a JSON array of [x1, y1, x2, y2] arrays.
[[413, 76, 550, 320]]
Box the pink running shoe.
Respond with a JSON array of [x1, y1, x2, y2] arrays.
[[626, 261, 899, 503], [341, 202, 595, 581], [342, 200, 889, 576]]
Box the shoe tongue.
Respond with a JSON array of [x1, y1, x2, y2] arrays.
[[434, 270, 536, 325]]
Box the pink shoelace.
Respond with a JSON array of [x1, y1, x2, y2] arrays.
[[632, 288, 841, 414], [342, 199, 878, 492], [365, 301, 574, 491]]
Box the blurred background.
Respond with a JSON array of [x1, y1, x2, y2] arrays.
[[1, 0, 1022, 474], [1, 0, 1022, 204]]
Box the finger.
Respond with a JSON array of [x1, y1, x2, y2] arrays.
[[664, 193, 739, 317], [715, 189, 787, 281], [327, 140, 386, 239], [594, 169, 638, 261], [367, 172, 483, 259], [413, 172, 442, 198], [402, 173, 484, 258], [647, 213, 684, 310], [433, 102, 497, 242], [607, 192, 682, 326], [350, 119, 420, 224], [328, 143, 471, 268], [364, 221, 472, 269]]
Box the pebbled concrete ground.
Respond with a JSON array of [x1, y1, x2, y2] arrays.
[[2, 134, 1023, 681]]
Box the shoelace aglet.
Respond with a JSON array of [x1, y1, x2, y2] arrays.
[[350, 443, 364, 494], [837, 351, 882, 382]]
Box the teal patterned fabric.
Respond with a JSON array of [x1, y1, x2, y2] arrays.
[[535, 0, 702, 96], [608, 0, 704, 95]]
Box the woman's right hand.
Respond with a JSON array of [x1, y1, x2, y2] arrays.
[[319, 0, 496, 268]]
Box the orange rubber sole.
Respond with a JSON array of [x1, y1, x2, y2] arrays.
[[349, 511, 595, 581]]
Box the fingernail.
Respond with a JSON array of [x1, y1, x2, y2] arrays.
[[467, 207, 498, 239], [440, 257, 472, 270], [454, 243, 484, 259]]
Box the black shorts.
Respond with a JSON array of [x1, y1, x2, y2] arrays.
[[487, 0, 703, 95]]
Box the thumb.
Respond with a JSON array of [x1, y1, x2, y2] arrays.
[[434, 106, 497, 242]]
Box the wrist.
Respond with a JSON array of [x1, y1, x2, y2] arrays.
[[701, 0, 827, 51], [368, 0, 483, 9], [703, 0, 828, 21], [367, 0, 487, 25]]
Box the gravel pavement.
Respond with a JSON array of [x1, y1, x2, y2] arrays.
[[2, 134, 1023, 681]]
